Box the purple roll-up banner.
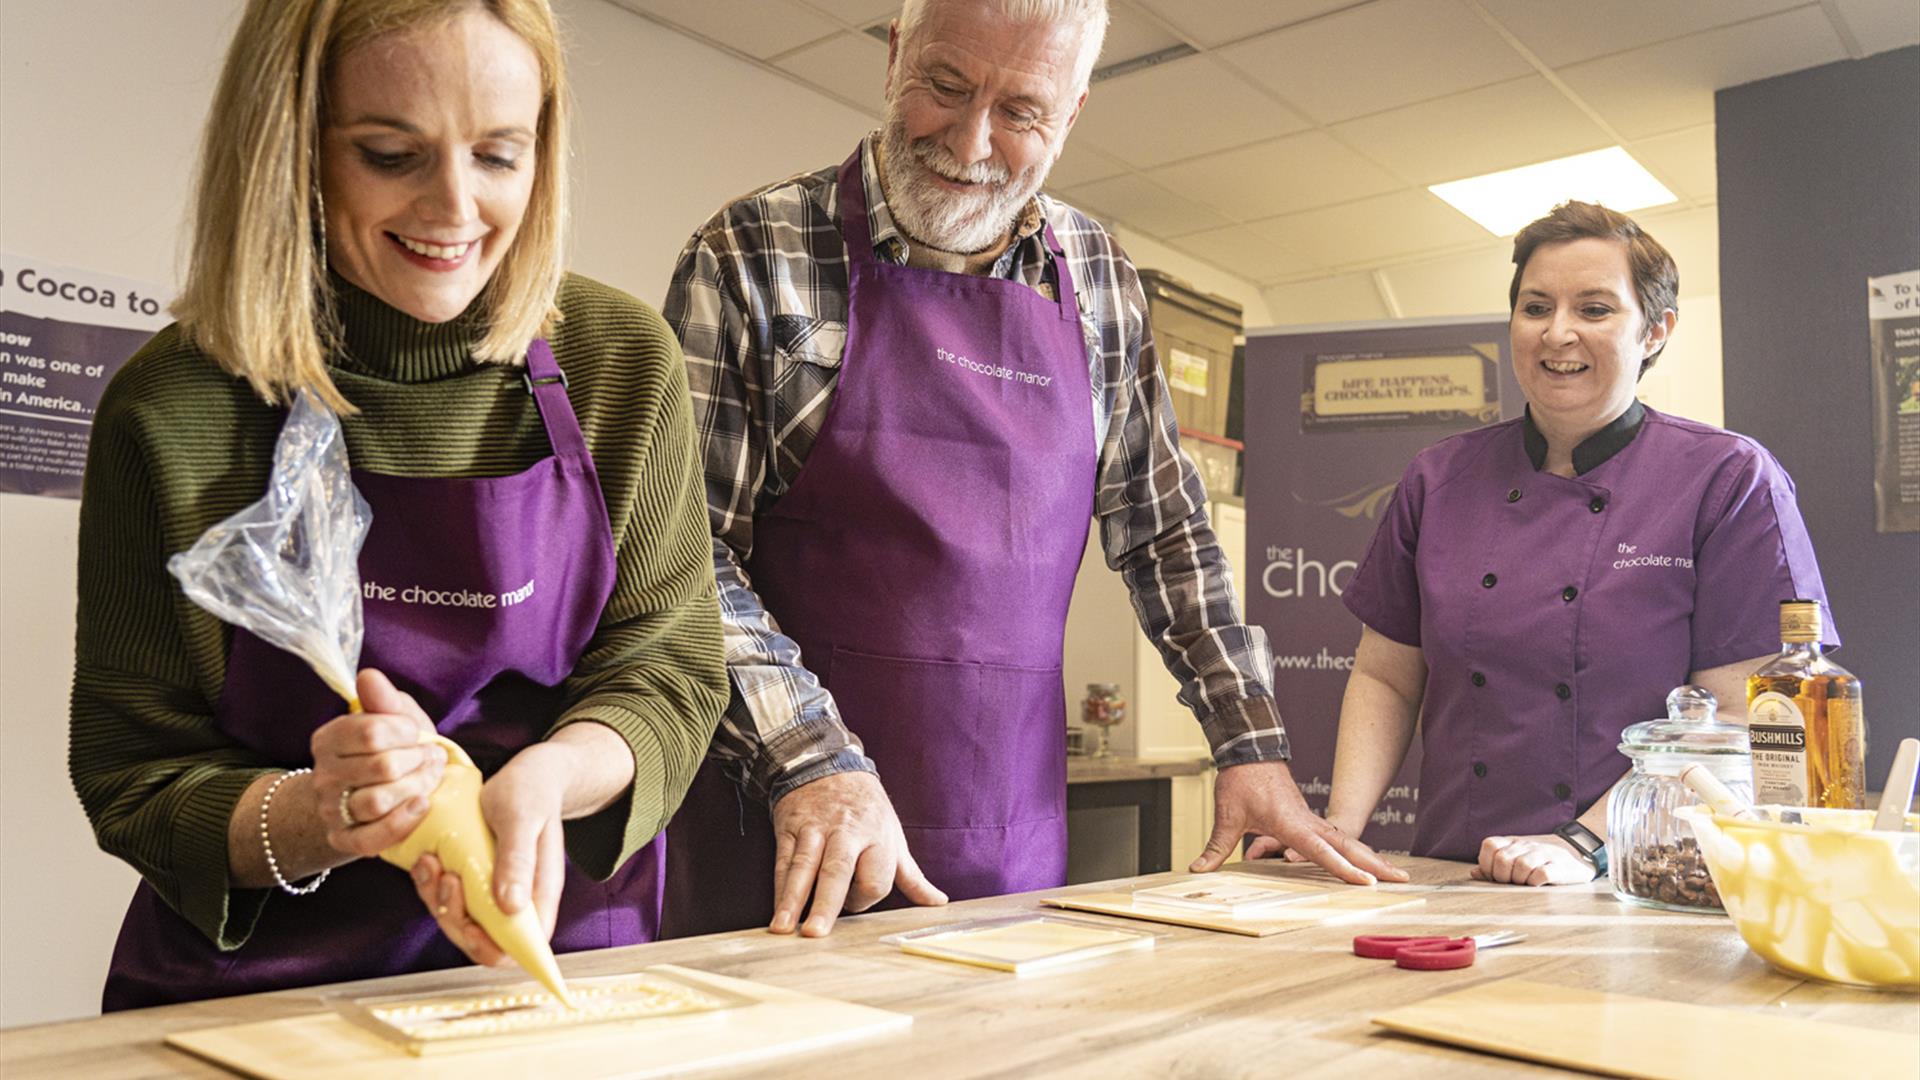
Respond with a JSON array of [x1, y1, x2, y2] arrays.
[[1244, 316, 1521, 853], [0, 252, 172, 499]]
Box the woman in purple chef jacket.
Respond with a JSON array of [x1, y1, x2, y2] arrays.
[[71, 0, 726, 1010], [1289, 202, 1832, 886]]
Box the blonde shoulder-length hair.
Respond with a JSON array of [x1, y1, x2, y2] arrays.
[[172, 0, 570, 413]]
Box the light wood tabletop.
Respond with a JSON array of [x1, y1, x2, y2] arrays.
[[1065, 754, 1212, 784], [4, 856, 1912, 1078]]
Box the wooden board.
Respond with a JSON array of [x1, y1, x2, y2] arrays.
[[1043, 886, 1425, 936], [892, 917, 1154, 974], [1372, 978, 1916, 1080], [163, 965, 909, 1079]]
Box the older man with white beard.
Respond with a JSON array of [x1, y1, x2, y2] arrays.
[[660, 0, 1407, 940]]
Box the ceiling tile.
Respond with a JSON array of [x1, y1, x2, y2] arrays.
[[1557, 7, 1848, 139], [612, 0, 840, 59], [1219, 0, 1534, 124], [1261, 272, 1392, 324], [775, 30, 889, 109], [797, 0, 899, 30], [1165, 223, 1322, 284], [1071, 55, 1309, 168], [1627, 125, 1717, 201], [1331, 75, 1613, 185], [1130, 0, 1353, 49], [1098, 1, 1184, 66], [1829, 0, 1920, 54], [1253, 189, 1490, 268], [1059, 173, 1232, 237], [1147, 130, 1403, 220], [1477, 0, 1804, 68], [1046, 141, 1130, 189]]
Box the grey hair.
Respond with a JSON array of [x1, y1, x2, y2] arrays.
[[897, 0, 1110, 93]]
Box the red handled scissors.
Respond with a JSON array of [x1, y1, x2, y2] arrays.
[[1352, 930, 1526, 970]]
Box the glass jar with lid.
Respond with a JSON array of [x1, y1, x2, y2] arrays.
[[1080, 683, 1127, 760], [1608, 685, 1753, 912]]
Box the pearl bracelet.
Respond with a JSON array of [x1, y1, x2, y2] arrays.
[[261, 768, 329, 896]]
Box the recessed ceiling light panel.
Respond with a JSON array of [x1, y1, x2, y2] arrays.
[[1429, 147, 1678, 236]]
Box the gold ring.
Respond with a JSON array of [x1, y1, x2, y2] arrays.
[[339, 787, 359, 829]]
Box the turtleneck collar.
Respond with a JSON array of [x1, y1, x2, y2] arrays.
[[329, 275, 488, 383]]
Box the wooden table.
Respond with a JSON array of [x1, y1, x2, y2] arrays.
[[4, 857, 1912, 1078], [1064, 754, 1212, 785]]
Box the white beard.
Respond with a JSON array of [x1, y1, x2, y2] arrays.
[[878, 101, 1055, 254]]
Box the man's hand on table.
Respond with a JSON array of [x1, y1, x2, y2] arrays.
[[1472, 834, 1598, 886], [769, 770, 947, 936], [1195, 760, 1409, 885]]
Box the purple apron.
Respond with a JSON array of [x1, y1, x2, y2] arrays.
[[103, 341, 661, 1011], [662, 150, 1096, 936]]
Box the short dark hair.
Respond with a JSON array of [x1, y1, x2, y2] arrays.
[[1508, 201, 1679, 375]]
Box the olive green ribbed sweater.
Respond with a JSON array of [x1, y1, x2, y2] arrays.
[[70, 274, 727, 950]]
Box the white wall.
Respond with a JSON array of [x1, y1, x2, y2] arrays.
[[0, 0, 234, 1030], [1110, 226, 1273, 327], [0, 0, 880, 1028]]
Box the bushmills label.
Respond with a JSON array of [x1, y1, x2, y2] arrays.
[[1749, 690, 1809, 806]]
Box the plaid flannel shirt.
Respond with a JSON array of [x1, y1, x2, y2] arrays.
[[662, 135, 1289, 803]]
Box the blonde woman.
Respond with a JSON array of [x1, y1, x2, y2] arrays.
[[72, 0, 726, 1009]]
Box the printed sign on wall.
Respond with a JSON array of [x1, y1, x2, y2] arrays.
[[1244, 318, 1520, 853], [0, 252, 171, 498], [1869, 269, 1920, 533], [1301, 347, 1500, 431]]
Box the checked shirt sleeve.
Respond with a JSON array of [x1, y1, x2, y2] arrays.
[[663, 229, 875, 804], [1093, 249, 1290, 768]]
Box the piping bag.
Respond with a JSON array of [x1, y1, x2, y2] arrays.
[[167, 391, 575, 1007]]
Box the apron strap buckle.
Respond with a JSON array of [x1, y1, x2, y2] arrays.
[[523, 368, 569, 395]]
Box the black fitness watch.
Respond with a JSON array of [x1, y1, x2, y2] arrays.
[[1553, 821, 1608, 879]]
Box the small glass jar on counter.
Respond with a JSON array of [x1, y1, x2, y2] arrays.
[[1080, 683, 1126, 760], [1608, 685, 1753, 912]]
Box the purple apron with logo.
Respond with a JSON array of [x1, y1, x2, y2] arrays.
[[662, 150, 1096, 936], [102, 341, 661, 1011]]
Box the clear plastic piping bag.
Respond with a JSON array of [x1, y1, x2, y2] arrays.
[[165, 392, 576, 1005], [168, 390, 370, 710]]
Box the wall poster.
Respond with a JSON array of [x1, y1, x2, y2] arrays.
[[0, 252, 170, 499], [1870, 269, 1920, 533], [1244, 317, 1520, 854]]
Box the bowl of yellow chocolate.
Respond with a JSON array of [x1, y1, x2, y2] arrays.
[[1677, 806, 1920, 989]]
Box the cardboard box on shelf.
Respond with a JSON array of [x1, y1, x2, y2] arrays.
[[1138, 269, 1243, 440]]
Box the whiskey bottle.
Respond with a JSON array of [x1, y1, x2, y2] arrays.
[[1746, 599, 1867, 809]]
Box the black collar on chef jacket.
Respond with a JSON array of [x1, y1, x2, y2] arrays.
[[1523, 400, 1647, 475]]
